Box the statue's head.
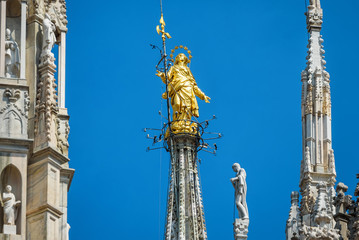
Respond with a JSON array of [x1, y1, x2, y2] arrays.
[[5, 185, 12, 193], [232, 163, 240, 173], [175, 53, 189, 65], [5, 29, 11, 40]]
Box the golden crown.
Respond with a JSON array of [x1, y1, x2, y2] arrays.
[[169, 45, 192, 63]]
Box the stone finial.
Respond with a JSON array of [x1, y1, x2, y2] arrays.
[[328, 149, 336, 175], [313, 182, 332, 227], [286, 191, 301, 240], [306, 0, 323, 31]]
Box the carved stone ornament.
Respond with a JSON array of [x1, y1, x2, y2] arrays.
[[44, 0, 68, 29], [306, 2, 323, 30], [305, 84, 313, 115]]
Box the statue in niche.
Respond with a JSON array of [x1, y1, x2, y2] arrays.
[[42, 13, 57, 57], [231, 163, 249, 219], [2, 185, 21, 225], [156, 53, 210, 134], [5, 29, 20, 78]]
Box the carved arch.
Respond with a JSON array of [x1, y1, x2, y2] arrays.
[[1, 109, 23, 136]]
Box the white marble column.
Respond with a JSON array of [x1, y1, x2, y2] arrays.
[[0, 0, 6, 77], [20, 0, 26, 79], [58, 31, 66, 108]]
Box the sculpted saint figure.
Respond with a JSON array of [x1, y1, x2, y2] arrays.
[[231, 163, 249, 219], [2, 185, 21, 225], [42, 13, 57, 56], [5, 29, 20, 78], [156, 53, 210, 133]]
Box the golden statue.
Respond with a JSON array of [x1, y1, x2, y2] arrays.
[[156, 53, 210, 134]]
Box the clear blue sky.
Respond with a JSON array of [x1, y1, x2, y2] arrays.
[[64, 0, 359, 239]]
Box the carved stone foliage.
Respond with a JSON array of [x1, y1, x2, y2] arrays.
[[44, 0, 68, 30], [0, 88, 28, 138], [57, 117, 69, 156], [28, 0, 67, 30], [305, 84, 313, 115], [286, 192, 301, 240], [301, 184, 315, 216], [34, 54, 59, 149]]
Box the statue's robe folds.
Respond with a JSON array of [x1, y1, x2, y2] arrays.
[[166, 65, 206, 120], [3, 192, 17, 225]]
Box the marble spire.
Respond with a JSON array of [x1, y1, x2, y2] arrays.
[[287, 0, 339, 239]]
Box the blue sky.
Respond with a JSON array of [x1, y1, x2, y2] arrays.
[[64, 0, 359, 239]]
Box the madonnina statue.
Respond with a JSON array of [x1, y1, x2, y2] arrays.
[[231, 163, 249, 219], [156, 53, 210, 134], [2, 185, 21, 225], [5, 29, 20, 78]]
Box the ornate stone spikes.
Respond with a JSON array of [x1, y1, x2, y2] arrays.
[[300, 183, 340, 240], [313, 182, 333, 227], [286, 192, 301, 240], [34, 46, 59, 149]]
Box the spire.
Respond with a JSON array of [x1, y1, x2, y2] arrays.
[[286, 1, 340, 238]]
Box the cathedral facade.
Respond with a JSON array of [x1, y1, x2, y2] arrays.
[[0, 0, 74, 239]]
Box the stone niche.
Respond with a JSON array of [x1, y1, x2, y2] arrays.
[[0, 87, 29, 139], [0, 164, 22, 235], [6, 0, 22, 78]]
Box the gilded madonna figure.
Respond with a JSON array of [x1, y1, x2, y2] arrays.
[[156, 53, 210, 134]]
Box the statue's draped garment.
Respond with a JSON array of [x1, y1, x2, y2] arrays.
[[5, 37, 20, 78], [166, 64, 206, 119], [3, 192, 17, 225]]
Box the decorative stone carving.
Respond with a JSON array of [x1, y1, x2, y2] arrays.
[[286, 192, 301, 240], [45, 0, 68, 29], [300, 182, 340, 239], [305, 84, 313, 115], [2, 185, 21, 234], [328, 149, 336, 176], [234, 218, 249, 240], [304, 146, 312, 173], [301, 183, 315, 216], [5, 29, 20, 78], [57, 117, 70, 156], [306, 0, 323, 31]]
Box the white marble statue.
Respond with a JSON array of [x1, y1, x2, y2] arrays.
[[231, 163, 249, 219], [5, 29, 20, 78], [42, 13, 57, 56], [2, 185, 21, 225]]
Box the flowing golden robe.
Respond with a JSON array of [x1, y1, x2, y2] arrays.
[[165, 64, 206, 120]]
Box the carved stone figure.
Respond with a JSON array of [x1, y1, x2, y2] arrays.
[[231, 163, 249, 219], [5, 29, 20, 78], [156, 53, 210, 134], [42, 13, 57, 57], [2, 185, 21, 225]]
